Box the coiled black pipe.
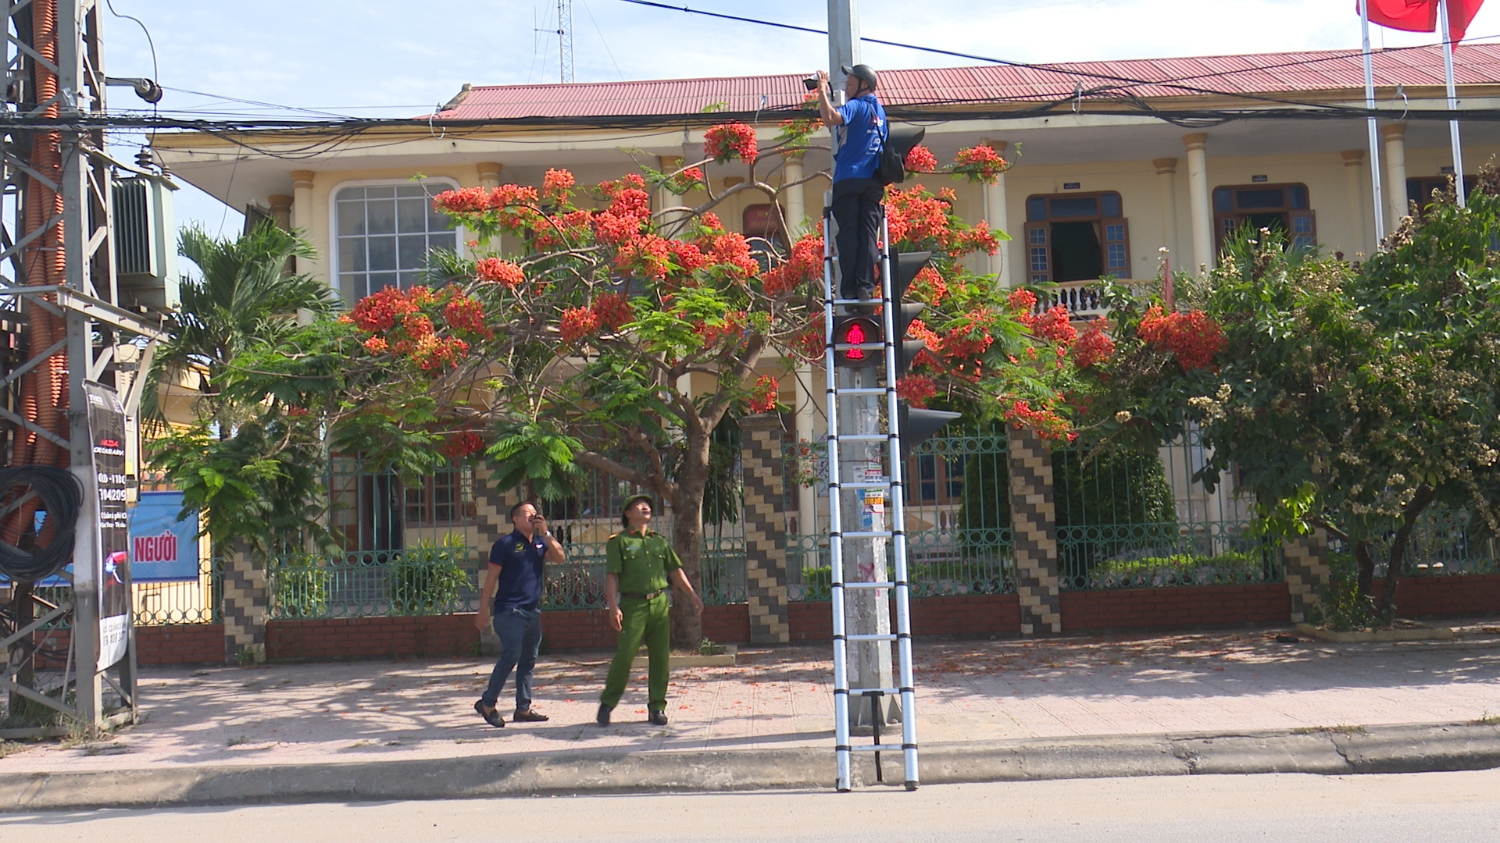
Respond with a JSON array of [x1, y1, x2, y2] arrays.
[[0, 466, 82, 582]]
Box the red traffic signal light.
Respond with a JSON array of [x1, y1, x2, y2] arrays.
[[833, 315, 882, 368]]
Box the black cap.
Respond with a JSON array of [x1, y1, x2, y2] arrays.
[[840, 64, 877, 92], [620, 494, 655, 528]]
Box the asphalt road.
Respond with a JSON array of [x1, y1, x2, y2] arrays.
[[5, 770, 1500, 842]]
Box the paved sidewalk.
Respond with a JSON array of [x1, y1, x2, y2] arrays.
[[3, 619, 1500, 806]]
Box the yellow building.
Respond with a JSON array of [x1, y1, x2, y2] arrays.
[[154, 44, 1500, 544]]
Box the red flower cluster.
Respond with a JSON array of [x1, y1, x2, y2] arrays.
[[543, 168, 575, 197], [1021, 305, 1077, 345], [433, 184, 541, 217], [1004, 399, 1074, 441], [695, 310, 746, 346], [443, 294, 493, 339], [560, 306, 601, 344], [409, 334, 470, 373], [702, 232, 758, 278], [1006, 287, 1038, 314], [791, 314, 825, 361], [885, 186, 953, 248], [704, 123, 758, 163], [591, 292, 633, 331], [910, 265, 948, 306], [762, 234, 822, 297], [956, 222, 1002, 256], [615, 234, 674, 280], [748, 375, 778, 414], [896, 374, 938, 408], [442, 431, 486, 459], [592, 186, 654, 246], [475, 257, 526, 288], [904, 145, 938, 173], [668, 166, 704, 194], [1138, 305, 1225, 371], [952, 145, 1008, 183], [1073, 319, 1115, 369], [351, 286, 420, 333]]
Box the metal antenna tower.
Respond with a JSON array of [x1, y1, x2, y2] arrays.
[[0, 0, 164, 738], [557, 0, 574, 83]]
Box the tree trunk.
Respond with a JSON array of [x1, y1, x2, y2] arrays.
[[1353, 540, 1375, 599], [670, 482, 704, 650], [1380, 490, 1435, 615]]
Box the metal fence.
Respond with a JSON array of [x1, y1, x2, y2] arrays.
[[1054, 429, 1282, 589], [1344, 507, 1500, 578], [784, 424, 1016, 600]]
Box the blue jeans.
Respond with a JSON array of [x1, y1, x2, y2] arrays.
[[481, 607, 543, 712]]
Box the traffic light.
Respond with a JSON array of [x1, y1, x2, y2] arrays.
[[832, 313, 882, 369], [890, 250, 933, 377], [887, 250, 958, 496]]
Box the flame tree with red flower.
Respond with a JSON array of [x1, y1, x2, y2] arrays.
[[218, 125, 1094, 646]]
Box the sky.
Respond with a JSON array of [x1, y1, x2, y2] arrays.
[[97, 0, 1500, 233]]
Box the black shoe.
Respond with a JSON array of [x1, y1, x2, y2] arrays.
[[512, 708, 549, 723], [648, 709, 668, 726], [474, 699, 504, 728], [596, 703, 612, 726]]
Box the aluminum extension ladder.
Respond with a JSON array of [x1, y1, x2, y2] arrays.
[[822, 205, 920, 792]]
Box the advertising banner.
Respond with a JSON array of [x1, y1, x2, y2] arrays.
[[129, 491, 200, 582], [85, 384, 130, 671]]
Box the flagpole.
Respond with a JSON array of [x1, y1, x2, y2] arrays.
[[1438, 0, 1467, 207], [1361, 0, 1387, 243]]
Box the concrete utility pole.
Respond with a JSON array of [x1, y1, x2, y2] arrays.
[[827, 0, 896, 728], [827, 0, 860, 93]]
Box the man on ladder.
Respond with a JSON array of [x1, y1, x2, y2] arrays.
[[816, 64, 886, 302]]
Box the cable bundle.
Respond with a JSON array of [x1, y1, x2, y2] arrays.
[[0, 466, 83, 583]]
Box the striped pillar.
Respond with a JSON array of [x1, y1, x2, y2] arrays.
[[221, 542, 267, 663], [1283, 529, 1332, 624], [738, 413, 791, 644], [1007, 428, 1062, 635]]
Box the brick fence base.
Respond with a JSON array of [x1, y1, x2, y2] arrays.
[[1062, 583, 1292, 633]]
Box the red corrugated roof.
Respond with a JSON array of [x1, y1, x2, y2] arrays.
[[437, 44, 1500, 120]]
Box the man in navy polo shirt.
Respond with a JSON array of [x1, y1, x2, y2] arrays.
[[474, 500, 565, 727], [816, 63, 886, 301]]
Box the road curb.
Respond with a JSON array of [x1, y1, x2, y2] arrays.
[[4, 722, 1499, 811]]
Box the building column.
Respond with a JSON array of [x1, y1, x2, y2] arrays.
[[1182, 133, 1214, 273], [738, 413, 791, 644], [783, 152, 807, 240], [657, 155, 687, 237], [476, 161, 503, 189], [289, 170, 318, 281], [222, 542, 267, 664], [1340, 150, 1371, 256], [1381, 123, 1408, 229], [1152, 158, 1179, 272], [981, 139, 1010, 286], [267, 195, 293, 231], [476, 162, 504, 254], [1007, 427, 1062, 636], [1283, 529, 1332, 624]]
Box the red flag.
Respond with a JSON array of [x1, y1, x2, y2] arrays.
[[1362, 0, 1485, 41]]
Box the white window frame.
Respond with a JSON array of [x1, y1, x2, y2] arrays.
[[328, 176, 465, 303]]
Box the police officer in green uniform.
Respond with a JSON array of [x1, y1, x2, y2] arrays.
[[597, 494, 703, 726]]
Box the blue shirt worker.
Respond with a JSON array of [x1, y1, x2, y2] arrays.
[[817, 63, 887, 301], [474, 501, 565, 728], [596, 494, 703, 727]]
